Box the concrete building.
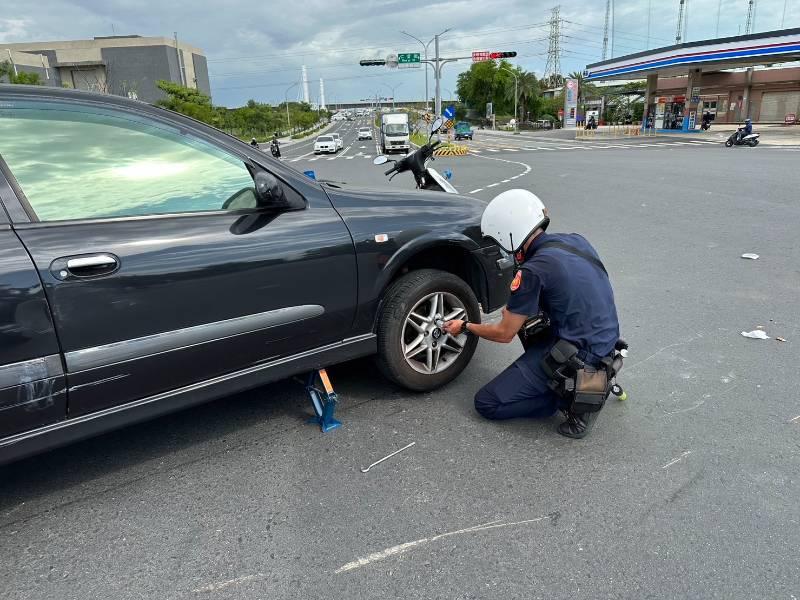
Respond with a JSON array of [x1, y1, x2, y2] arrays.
[[1, 35, 210, 104], [585, 28, 800, 128]]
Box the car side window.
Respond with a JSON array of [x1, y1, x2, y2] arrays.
[[0, 101, 258, 221]]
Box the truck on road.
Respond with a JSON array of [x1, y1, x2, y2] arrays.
[[380, 112, 410, 154]]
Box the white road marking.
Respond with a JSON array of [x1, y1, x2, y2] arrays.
[[789, 415, 800, 423], [502, 148, 518, 152], [487, 182, 499, 188], [193, 573, 266, 593], [335, 515, 554, 574], [469, 188, 483, 193], [487, 148, 499, 152], [537, 146, 555, 150], [501, 179, 510, 183], [661, 450, 692, 469]]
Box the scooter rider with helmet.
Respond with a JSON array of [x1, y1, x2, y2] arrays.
[[443, 190, 621, 438], [736, 118, 753, 143]]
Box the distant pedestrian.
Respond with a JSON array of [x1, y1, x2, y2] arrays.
[[250, 138, 259, 149]]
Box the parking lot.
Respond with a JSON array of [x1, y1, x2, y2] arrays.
[[2, 124, 799, 600]]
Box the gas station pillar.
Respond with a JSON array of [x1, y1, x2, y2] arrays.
[[682, 69, 702, 131], [642, 73, 658, 130]]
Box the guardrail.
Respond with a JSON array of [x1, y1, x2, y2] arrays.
[[575, 122, 656, 139]]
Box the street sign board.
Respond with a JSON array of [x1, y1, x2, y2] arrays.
[[472, 50, 490, 62], [398, 53, 420, 64], [564, 78, 578, 127], [443, 105, 455, 119]]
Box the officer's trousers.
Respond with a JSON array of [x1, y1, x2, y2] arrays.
[[474, 345, 563, 420]]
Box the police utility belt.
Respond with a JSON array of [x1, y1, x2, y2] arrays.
[[516, 240, 625, 414]]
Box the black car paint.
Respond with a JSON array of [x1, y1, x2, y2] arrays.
[[0, 86, 513, 464]]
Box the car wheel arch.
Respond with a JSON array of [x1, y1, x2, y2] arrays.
[[372, 236, 489, 329]]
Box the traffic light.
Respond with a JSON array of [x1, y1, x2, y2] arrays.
[[359, 59, 386, 66], [489, 51, 517, 59]]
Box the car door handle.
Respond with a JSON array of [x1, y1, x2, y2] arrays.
[[51, 253, 120, 280], [66, 255, 117, 270]]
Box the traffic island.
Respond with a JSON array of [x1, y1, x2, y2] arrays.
[[433, 144, 469, 156]]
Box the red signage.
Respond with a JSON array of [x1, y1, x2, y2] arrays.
[[558, 108, 564, 118], [786, 113, 797, 125], [472, 51, 490, 63]]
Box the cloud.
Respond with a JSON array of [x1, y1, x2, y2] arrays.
[[2, 0, 796, 106]]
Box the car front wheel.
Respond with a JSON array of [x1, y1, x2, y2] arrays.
[[376, 269, 480, 391]]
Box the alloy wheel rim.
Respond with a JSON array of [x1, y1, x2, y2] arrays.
[[401, 291, 468, 375]]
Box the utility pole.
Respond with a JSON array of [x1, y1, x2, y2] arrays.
[[602, 0, 611, 60], [676, 0, 686, 44], [647, 0, 652, 49], [543, 6, 562, 87], [401, 31, 435, 111], [745, 0, 755, 34], [434, 33, 441, 118], [499, 65, 519, 134], [716, 0, 722, 37], [284, 81, 299, 131], [782, 0, 788, 28]]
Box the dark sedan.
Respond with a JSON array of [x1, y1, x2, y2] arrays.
[[0, 85, 513, 464]]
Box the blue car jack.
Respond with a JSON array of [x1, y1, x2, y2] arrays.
[[303, 369, 342, 433]]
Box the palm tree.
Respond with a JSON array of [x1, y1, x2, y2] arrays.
[[517, 72, 539, 122]]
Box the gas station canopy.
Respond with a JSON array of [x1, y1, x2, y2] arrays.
[[585, 28, 800, 81]]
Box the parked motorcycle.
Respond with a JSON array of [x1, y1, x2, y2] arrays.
[[373, 117, 457, 193], [725, 130, 760, 147]]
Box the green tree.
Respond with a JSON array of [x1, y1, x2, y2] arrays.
[[0, 61, 43, 85]]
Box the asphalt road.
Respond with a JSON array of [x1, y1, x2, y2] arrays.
[[2, 120, 799, 600]]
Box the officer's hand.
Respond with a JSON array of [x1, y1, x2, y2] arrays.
[[442, 319, 463, 335]]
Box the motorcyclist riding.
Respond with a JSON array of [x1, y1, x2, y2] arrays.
[[249, 138, 259, 149], [736, 118, 753, 143], [270, 132, 281, 158]]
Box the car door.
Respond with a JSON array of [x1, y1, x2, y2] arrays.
[[0, 95, 356, 417]]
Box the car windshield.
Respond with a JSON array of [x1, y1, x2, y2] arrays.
[[317, 136, 333, 142], [359, 128, 370, 132], [385, 124, 408, 135]]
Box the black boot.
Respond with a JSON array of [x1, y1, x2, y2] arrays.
[[557, 410, 599, 439]]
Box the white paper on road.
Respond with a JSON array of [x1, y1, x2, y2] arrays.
[[741, 253, 760, 260], [741, 330, 770, 339]]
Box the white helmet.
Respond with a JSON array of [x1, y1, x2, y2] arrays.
[[481, 189, 549, 253]]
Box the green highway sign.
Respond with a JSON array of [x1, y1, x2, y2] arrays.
[[398, 53, 421, 64]]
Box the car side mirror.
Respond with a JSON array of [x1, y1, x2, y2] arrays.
[[431, 116, 444, 133], [373, 155, 389, 165], [254, 171, 286, 207]]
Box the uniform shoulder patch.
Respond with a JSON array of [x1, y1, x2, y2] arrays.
[[510, 270, 523, 292]]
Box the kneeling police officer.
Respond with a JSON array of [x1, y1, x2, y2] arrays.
[[443, 189, 621, 438]]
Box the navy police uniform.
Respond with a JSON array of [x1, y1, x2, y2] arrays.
[[474, 232, 620, 420]]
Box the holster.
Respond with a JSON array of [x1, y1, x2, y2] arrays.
[[541, 339, 622, 414], [517, 312, 551, 350]]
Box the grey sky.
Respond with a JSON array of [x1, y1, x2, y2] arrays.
[[1, 0, 795, 107]]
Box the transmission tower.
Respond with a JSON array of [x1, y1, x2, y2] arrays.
[[675, 0, 686, 44], [745, 0, 755, 34], [602, 0, 611, 60], [543, 6, 562, 87]]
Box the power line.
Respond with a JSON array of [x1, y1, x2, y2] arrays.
[[207, 21, 550, 64], [209, 35, 551, 79], [563, 19, 672, 44]]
